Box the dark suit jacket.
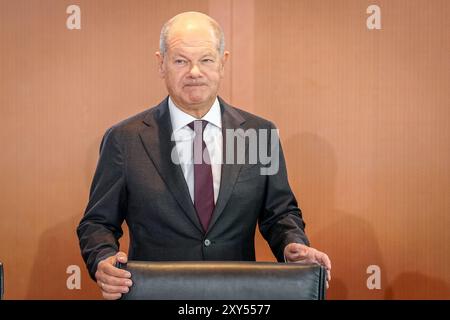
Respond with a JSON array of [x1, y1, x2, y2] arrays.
[[77, 97, 309, 279]]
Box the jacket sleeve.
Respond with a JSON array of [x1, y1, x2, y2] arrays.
[[258, 122, 310, 262], [77, 127, 127, 280]]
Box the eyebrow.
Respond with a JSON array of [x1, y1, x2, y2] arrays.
[[171, 53, 216, 60], [172, 53, 189, 59]]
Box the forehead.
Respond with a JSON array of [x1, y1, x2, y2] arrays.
[[166, 23, 219, 55], [168, 42, 218, 58]]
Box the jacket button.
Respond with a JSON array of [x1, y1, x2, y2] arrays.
[[204, 239, 211, 247]]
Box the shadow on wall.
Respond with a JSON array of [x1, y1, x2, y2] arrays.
[[284, 132, 386, 299], [25, 214, 102, 299], [385, 272, 450, 299], [25, 212, 130, 299], [26, 137, 130, 299]]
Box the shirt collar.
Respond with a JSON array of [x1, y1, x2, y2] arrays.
[[168, 96, 222, 133]]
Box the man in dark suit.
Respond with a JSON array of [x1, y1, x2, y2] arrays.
[[77, 11, 331, 300]]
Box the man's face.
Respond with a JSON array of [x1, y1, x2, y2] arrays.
[[156, 26, 229, 111]]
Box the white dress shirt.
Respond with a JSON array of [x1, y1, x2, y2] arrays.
[[168, 96, 223, 204]]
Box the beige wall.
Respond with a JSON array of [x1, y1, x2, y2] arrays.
[[0, 0, 449, 299]]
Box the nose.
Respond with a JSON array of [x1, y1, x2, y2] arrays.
[[188, 64, 202, 78]]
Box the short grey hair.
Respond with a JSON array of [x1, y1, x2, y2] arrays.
[[159, 15, 225, 56]]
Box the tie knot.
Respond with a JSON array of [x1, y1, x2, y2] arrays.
[[188, 120, 208, 132]]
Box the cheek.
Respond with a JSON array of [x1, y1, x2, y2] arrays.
[[166, 73, 183, 90], [210, 74, 222, 87], [206, 69, 221, 82]]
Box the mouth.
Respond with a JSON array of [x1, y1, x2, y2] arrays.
[[184, 83, 207, 88]]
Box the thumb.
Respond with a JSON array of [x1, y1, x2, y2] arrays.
[[115, 251, 128, 263]]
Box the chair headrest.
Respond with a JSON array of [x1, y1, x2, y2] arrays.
[[116, 261, 326, 300]]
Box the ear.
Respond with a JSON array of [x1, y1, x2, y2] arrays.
[[155, 51, 165, 78], [219, 51, 230, 77]]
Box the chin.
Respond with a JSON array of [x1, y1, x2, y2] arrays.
[[186, 95, 209, 105]]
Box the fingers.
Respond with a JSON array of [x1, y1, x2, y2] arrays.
[[96, 271, 132, 300], [97, 252, 131, 278], [97, 280, 130, 294], [102, 292, 122, 300], [317, 252, 332, 271], [284, 243, 332, 285], [101, 261, 132, 278], [95, 252, 133, 300], [97, 272, 133, 287], [315, 252, 332, 281]]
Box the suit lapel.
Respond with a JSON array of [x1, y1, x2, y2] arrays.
[[206, 97, 246, 234], [138, 98, 204, 234]]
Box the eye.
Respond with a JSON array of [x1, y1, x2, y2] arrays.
[[202, 58, 214, 63], [174, 59, 187, 65]]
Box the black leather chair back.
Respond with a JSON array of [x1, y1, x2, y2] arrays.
[[117, 261, 326, 300]]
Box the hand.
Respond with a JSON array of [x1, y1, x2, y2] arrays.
[[284, 243, 331, 289], [95, 251, 133, 300]]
